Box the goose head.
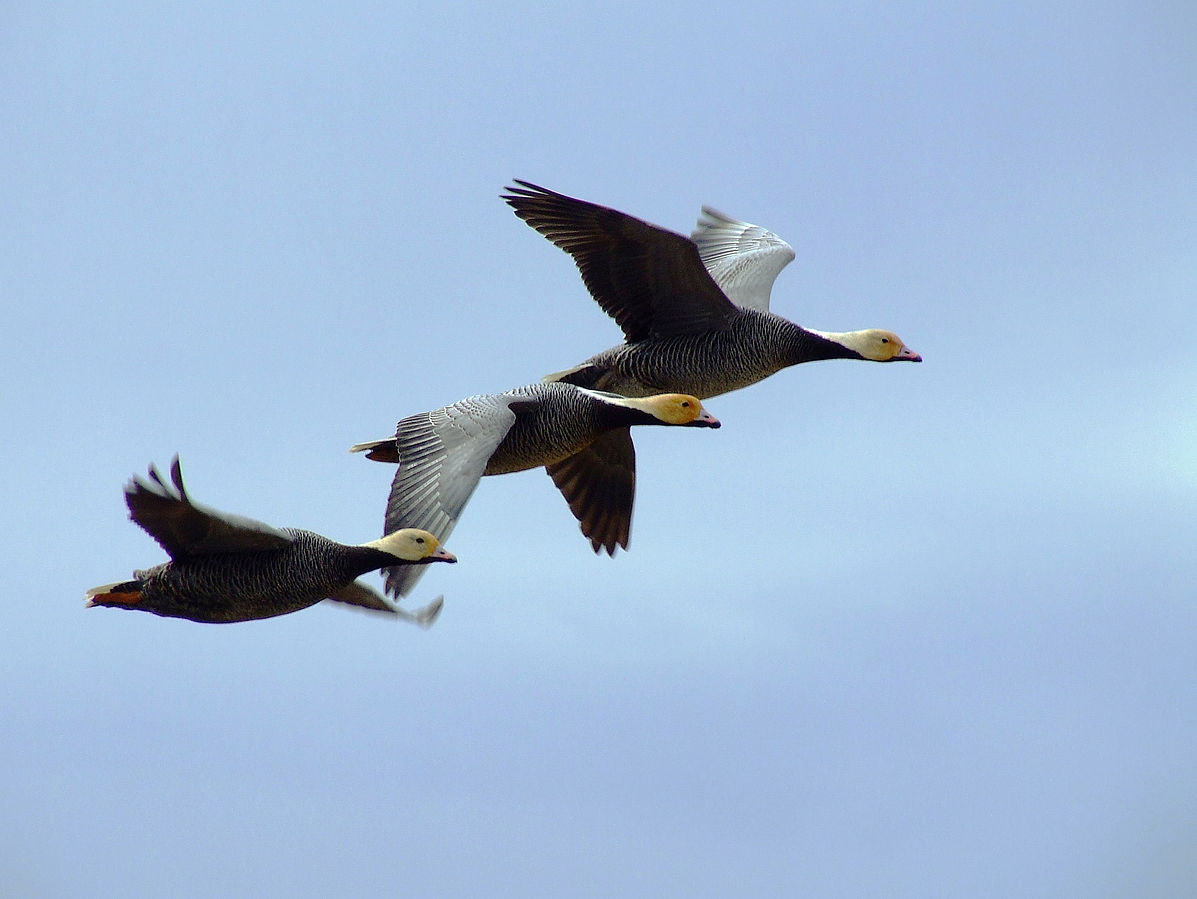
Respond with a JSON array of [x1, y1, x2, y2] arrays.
[[821, 329, 921, 362], [364, 529, 457, 564], [633, 393, 721, 428]]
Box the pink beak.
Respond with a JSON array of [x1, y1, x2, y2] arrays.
[[896, 345, 922, 362]]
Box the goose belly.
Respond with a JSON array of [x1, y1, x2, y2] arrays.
[[484, 417, 600, 475]]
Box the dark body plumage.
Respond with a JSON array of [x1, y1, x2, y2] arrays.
[[479, 382, 684, 472], [88, 458, 452, 624], [351, 381, 719, 596], [555, 308, 868, 399], [503, 180, 920, 401]]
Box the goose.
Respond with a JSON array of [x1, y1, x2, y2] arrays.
[[502, 180, 921, 400], [350, 381, 720, 596], [86, 457, 455, 625]]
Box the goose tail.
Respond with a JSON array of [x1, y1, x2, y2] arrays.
[[543, 362, 603, 389], [85, 580, 142, 607], [348, 438, 400, 463]]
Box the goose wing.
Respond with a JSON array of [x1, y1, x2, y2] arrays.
[[378, 395, 517, 597], [690, 206, 796, 312], [503, 180, 738, 341], [125, 456, 293, 560], [545, 427, 636, 556], [326, 582, 445, 628]]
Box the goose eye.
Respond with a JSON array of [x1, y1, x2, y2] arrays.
[[880, 337, 890, 344], [681, 401, 691, 407], [416, 537, 425, 544]]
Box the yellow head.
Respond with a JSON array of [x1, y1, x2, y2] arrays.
[[836, 329, 922, 362], [637, 394, 721, 427], [364, 529, 457, 563]]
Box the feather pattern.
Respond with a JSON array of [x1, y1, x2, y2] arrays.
[[553, 310, 848, 398], [691, 206, 796, 312]]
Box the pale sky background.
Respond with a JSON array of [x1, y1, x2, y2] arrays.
[[3, 2, 1195, 896]]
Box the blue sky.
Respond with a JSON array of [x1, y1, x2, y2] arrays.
[[3, 1, 1195, 896]]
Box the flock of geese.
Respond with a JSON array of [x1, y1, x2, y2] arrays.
[[87, 180, 920, 626]]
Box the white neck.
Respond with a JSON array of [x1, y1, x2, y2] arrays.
[[808, 328, 870, 354]]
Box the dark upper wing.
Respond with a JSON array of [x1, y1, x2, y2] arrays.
[[124, 456, 293, 560], [545, 427, 636, 556], [503, 180, 738, 341]]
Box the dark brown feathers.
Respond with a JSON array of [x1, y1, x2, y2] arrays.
[[503, 180, 738, 341], [545, 428, 637, 555]]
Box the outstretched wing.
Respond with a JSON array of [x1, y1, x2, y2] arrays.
[[125, 456, 292, 560], [690, 206, 796, 312], [503, 180, 738, 341], [545, 427, 636, 556], [374, 395, 516, 597]]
